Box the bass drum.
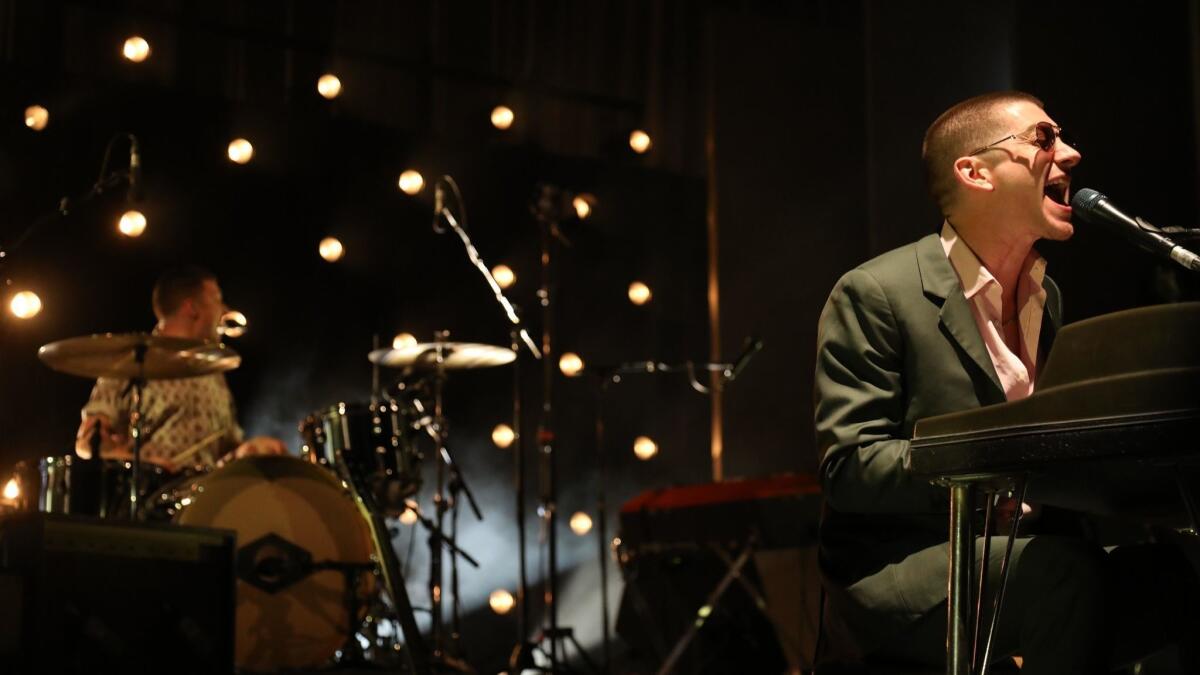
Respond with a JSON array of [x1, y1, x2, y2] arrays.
[[171, 455, 375, 673]]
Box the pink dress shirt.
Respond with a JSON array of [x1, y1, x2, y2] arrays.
[[940, 222, 1048, 401]]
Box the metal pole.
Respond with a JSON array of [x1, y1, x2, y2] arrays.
[[595, 377, 612, 674], [947, 483, 974, 675]]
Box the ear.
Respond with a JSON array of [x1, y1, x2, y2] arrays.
[[951, 156, 995, 194]]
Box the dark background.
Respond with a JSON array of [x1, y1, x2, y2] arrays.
[[1, 1, 1198, 671]]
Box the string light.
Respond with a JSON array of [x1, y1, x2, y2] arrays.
[[399, 508, 418, 525], [633, 436, 658, 460], [629, 129, 652, 154], [628, 281, 652, 305], [24, 105, 48, 131], [397, 170, 424, 195], [491, 105, 515, 130], [9, 291, 42, 319], [492, 264, 516, 289], [392, 332, 417, 350], [227, 138, 254, 164], [2, 477, 19, 501], [558, 352, 584, 377], [491, 424, 515, 449], [317, 74, 342, 99], [569, 511, 593, 535], [572, 194, 594, 220], [318, 237, 345, 262], [118, 210, 147, 237], [122, 36, 151, 62], [489, 589, 515, 615]]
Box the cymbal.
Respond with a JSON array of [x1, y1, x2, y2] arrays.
[[38, 333, 241, 380], [368, 342, 516, 370]]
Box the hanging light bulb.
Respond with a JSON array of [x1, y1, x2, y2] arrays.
[[633, 436, 658, 460], [318, 237, 344, 262], [9, 291, 42, 319], [122, 36, 151, 62], [317, 73, 342, 99], [227, 138, 254, 164], [629, 129, 652, 154], [399, 507, 418, 525], [397, 170, 424, 195], [558, 352, 584, 377], [628, 281, 652, 305], [492, 264, 516, 289], [569, 511, 593, 535], [392, 332, 417, 350], [118, 210, 147, 237], [491, 105, 515, 130], [489, 589, 515, 615], [491, 424, 515, 449], [572, 194, 595, 220], [24, 105, 48, 131], [2, 477, 19, 501]]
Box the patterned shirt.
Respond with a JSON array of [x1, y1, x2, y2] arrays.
[[82, 373, 244, 469]]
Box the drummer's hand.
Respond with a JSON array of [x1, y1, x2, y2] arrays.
[[75, 414, 129, 459], [232, 436, 288, 459]]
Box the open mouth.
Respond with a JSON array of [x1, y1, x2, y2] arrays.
[[1043, 181, 1070, 207]]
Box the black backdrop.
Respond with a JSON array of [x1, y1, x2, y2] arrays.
[[1, 1, 1198, 671]]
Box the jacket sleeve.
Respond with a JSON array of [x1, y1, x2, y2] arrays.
[[814, 268, 946, 514]]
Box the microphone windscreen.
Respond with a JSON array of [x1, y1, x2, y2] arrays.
[[1070, 187, 1105, 215]]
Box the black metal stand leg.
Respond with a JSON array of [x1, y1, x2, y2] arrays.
[[947, 483, 974, 675], [971, 492, 996, 670], [979, 480, 1028, 675]]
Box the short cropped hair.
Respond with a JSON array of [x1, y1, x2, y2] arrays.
[[152, 266, 216, 320], [921, 91, 1044, 215]]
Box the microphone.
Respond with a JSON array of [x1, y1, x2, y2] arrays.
[[127, 135, 143, 202], [1071, 189, 1200, 272], [432, 180, 446, 233]]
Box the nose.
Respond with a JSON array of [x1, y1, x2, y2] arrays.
[[1054, 139, 1082, 171]]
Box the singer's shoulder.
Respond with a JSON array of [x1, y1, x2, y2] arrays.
[[849, 233, 934, 285]]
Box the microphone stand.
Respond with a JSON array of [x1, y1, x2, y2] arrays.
[[585, 337, 764, 672], [430, 176, 542, 669]]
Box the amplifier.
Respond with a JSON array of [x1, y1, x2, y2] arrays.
[[0, 512, 235, 674]]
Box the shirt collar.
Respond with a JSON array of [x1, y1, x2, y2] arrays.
[[939, 221, 1047, 299]]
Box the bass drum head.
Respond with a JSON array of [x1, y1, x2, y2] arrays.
[[173, 455, 374, 672]]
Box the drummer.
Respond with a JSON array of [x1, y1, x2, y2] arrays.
[[74, 266, 286, 472]]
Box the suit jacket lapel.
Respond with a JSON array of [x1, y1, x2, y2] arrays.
[[914, 233, 1005, 401]]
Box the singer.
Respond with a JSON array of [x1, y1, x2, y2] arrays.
[[813, 92, 1199, 673]]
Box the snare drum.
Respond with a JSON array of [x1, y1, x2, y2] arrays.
[[299, 400, 422, 514], [171, 455, 376, 672], [36, 455, 176, 519]]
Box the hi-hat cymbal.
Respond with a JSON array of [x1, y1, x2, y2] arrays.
[[368, 342, 516, 370], [38, 333, 241, 380]]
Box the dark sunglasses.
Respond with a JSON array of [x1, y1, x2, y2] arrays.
[[969, 121, 1074, 156]]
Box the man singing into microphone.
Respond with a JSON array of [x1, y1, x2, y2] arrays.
[[814, 92, 1198, 672]]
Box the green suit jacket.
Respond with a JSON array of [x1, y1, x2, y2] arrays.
[[813, 232, 1062, 649]]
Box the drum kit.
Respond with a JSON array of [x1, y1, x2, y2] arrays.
[[8, 329, 518, 674]]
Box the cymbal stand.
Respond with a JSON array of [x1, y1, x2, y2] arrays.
[[429, 332, 449, 661], [127, 342, 147, 519], [446, 443, 483, 647]]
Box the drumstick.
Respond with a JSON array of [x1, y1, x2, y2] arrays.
[[171, 428, 230, 464]]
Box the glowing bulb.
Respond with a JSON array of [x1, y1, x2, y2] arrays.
[[569, 511, 593, 535], [392, 332, 417, 350], [122, 36, 151, 62], [629, 129, 652, 154], [572, 194, 594, 220], [397, 170, 424, 195], [318, 236, 344, 262], [317, 73, 342, 99], [24, 105, 48, 131], [491, 105, 515, 130], [118, 210, 147, 237], [492, 264, 516, 289], [3, 478, 19, 501], [628, 281, 652, 305], [558, 352, 584, 377], [491, 424, 515, 449], [633, 436, 658, 460], [489, 589, 515, 615], [9, 291, 42, 319], [399, 508, 418, 525], [227, 138, 254, 164]]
